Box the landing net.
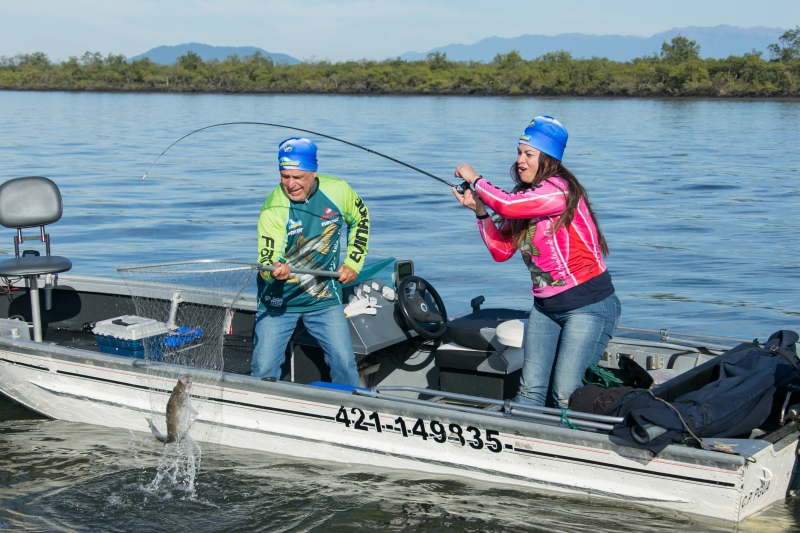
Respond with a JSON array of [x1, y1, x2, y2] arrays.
[[118, 259, 258, 494], [116, 259, 258, 431]]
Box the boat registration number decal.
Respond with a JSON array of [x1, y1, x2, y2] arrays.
[[335, 406, 505, 453]]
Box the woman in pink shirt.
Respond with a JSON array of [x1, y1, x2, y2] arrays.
[[453, 116, 620, 408]]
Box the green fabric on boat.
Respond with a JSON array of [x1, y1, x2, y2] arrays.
[[582, 364, 628, 388]]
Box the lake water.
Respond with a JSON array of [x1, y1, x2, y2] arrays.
[[1, 92, 799, 531]]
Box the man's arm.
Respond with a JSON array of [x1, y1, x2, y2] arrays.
[[257, 202, 289, 282], [339, 182, 370, 275]]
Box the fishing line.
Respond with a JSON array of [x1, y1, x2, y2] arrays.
[[142, 121, 459, 188]]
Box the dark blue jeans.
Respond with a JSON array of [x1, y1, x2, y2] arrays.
[[251, 305, 359, 386], [516, 293, 621, 408]]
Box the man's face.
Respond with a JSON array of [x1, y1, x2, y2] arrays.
[[280, 170, 316, 201]]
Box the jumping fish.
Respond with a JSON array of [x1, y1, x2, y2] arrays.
[[147, 375, 198, 444]]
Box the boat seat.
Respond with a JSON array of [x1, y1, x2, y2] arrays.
[[495, 318, 528, 348], [436, 308, 528, 400], [446, 308, 529, 351], [0, 177, 72, 342]]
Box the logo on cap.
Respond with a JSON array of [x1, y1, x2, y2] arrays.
[[279, 156, 300, 167], [284, 145, 293, 152], [520, 135, 531, 141], [529, 119, 536, 126]]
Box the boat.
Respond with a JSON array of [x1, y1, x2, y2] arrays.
[[1, 177, 799, 523]]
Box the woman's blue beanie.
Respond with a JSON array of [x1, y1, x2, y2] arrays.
[[519, 116, 568, 161], [278, 137, 318, 171]]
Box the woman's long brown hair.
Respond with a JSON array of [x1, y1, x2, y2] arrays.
[[496, 152, 609, 256]]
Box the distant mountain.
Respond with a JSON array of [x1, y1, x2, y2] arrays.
[[129, 43, 300, 65], [399, 25, 786, 62]]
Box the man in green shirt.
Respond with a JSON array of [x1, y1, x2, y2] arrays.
[[252, 137, 369, 386]]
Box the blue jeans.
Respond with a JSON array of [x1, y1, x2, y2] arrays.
[[516, 293, 621, 408], [251, 305, 359, 387]]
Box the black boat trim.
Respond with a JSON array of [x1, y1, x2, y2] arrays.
[[514, 447, 738, 487], [1, 357, 50, 372], [202, 395, 336, 421], [55, 369, 335, 422]]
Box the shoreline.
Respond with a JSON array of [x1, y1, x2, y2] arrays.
[[3, 46, 798, 98], [2, 87, 800, 100]]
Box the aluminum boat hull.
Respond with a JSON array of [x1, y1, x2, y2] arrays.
[[1, 337, 796, 523]]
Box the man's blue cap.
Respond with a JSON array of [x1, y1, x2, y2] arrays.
[[518, 116, 568, 161], [278, 137, 318, 172]]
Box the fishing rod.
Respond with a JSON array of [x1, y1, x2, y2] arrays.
[[142, 121, 469, 192], [260, 264, 340, 278], [117, 259, 341, 278]]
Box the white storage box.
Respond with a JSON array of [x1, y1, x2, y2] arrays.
[[92, 315, 168, 359]]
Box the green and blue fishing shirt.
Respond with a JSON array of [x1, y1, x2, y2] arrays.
[[257, 174, 369, 312]]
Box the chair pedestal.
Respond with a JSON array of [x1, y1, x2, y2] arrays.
[[27, 275, 44, 342]]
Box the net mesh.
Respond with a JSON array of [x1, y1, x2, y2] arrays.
[[117, 260, 257, 496], [117, 259, 257, 399]]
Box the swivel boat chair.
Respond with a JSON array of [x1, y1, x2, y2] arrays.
[[0, 177, 72, 342]]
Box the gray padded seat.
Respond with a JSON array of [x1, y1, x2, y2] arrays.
[[436, 308, 529, 400], [0, 177, 64, 229], [0, 256, 72, 277], [0, 177, 72, 341], [444, 308, 529, 352]]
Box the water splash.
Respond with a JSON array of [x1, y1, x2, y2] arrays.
[[127, 428, 148, 470], [143, 437, 203, 500], [127, 426, 203, 500]]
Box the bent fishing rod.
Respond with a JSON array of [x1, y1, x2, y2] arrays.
[[142, 121, 470, 192], [117, 259, 343, 278]]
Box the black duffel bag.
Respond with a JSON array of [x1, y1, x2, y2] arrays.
[[569, 384, 634, 414]]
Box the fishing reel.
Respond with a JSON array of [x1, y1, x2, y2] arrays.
[[455, 181, 471, 195]]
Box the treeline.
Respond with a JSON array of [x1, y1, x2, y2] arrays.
[[2, 32, 800, 97]]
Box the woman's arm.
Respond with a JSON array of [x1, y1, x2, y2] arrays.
[[452, 187, 515, 262], [477, 216, 515, 262], [474, 178, 567, 219]]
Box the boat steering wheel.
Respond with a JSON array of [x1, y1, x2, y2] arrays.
[[397, 275, 448, 340]]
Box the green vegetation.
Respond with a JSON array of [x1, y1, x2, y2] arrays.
[[2, 32, 800, 97]]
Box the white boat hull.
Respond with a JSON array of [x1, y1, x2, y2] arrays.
[[2, 341, 797, 523]]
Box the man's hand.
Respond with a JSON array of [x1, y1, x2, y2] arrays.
[[337, 265, 358, 284], [271, 261, 291, 281]]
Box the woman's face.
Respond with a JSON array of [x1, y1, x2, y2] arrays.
[[516, 143, 540, 184]]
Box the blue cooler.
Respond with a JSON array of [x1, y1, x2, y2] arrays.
[[93, 315, 168, 360]]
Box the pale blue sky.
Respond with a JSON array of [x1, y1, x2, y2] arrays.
[[1, 0, 798, 62]]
